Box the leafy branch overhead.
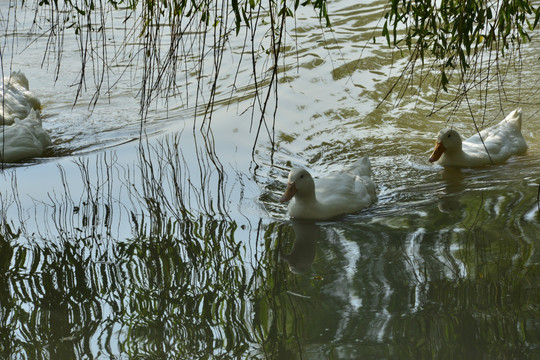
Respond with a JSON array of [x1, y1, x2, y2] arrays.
[[32, 0, 330, 111], [382, 0, 540, 91], [31, 0, 538, 121]]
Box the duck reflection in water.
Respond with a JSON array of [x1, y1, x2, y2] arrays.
[[437, 167, 466, 213], [281, 220, 319, 274]]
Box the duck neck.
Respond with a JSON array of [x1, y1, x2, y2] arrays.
[[442, 145, 475, 166], [295, 190, 320, 207]]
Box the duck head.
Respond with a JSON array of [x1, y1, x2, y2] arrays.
[[429, 128, 462, 162], [280, 168, 315, 203]]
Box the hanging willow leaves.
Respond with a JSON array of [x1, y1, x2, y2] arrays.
[[382, 0, 539, 93], [24, 0, 540, 146]]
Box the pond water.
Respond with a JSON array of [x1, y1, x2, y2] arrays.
[[1, 0, 539, 359]]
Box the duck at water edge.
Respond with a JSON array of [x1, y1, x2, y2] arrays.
[[0, 71, 51, 163]]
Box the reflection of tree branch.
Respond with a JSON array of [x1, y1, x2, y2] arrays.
[[250, 220, 316, 358], [0, 136, 259, 357], [137, 131, 229, 220]]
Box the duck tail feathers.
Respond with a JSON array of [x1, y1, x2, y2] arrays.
[[507, 107, 522, 129], [8, 71, 30, 90], [349, 156, 372, 177]]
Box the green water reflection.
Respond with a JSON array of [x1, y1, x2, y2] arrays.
[[1, 149, 539, 359]]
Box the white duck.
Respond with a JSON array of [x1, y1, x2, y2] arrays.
[[1, 71, 41, 125], [280, 157, 376, 220], [429, 108, 527, 167], [0, 109, 51, 163], [1, 71, 50, 163]]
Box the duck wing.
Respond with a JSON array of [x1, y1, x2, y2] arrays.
[[463, 108, 527, 163], [314, 158, 376, 215], [0, 110, 51, 162]]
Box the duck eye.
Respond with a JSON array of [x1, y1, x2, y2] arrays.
[[300, 174, 304, 179], [447, 133, 451, 138]]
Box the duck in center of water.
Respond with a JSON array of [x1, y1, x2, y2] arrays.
[[280, 157, 376, 220], [428, 108, 527, 167]]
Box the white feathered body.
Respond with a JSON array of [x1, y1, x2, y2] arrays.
[[434, 108, 527, 167], [1, 71, 41, 125], [0, 71, 50, 163], [283, 157, 376, 220], [0, 109, 51, 162]]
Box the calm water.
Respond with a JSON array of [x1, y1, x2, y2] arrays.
[[1, 0, 539, 359]]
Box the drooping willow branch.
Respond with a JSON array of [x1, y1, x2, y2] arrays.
[[9, 0, 540, 147], [23, 0, 330, 152], [380, 0, 540, 113]]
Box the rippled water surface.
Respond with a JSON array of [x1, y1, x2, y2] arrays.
[[1, 0, 539, 358]]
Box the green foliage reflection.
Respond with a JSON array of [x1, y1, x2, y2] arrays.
[[0, 136, 321, 359]]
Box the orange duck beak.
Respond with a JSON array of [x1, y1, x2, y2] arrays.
[[429, 141, 446, 162], [280, 182, 297, 202]]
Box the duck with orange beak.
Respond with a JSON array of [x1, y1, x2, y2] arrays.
[[279, 157, 376, 220], [428, 108, 527, 167]]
